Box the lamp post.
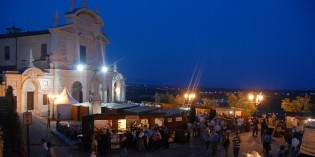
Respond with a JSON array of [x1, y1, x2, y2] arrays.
[[248, 93, 263, 118], [184, 92, 196, 107], [48, 94, 56, 120]]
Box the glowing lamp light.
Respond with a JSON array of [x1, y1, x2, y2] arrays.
[[115, 88, 120, 93], [48, 94, 55, 100], [101, 66, 108, 72], [249, 94, 254, 101], [77, 64, 84, 71]]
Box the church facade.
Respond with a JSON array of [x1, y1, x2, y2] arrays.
[[0, 0, 126, 116]]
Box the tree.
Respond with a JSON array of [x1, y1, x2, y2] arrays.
[[174, 94, 185, 107], [202, 98, 216, 108], [5, 86, 25, 156], [154, 92, 186, 109], [281, 94, 312, 113], [226, 92, 256, 117], [154, 92, 161, 104]]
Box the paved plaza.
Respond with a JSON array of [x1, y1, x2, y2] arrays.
[[22, 114, 286, 157]]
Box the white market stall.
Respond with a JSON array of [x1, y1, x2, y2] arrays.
[[54, 87, 79, 120]]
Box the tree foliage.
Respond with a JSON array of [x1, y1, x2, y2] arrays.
[[154, 92, 186, 108], [5, 86, 25, 156], [201, 98, 217, 108], [281, 94, 312, 113], [226, 92, 256, 117]]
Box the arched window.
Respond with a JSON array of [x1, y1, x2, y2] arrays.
[[72, 81, 83, 103]]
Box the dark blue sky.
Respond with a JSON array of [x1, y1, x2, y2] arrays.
[[1, 0, 315, 89]]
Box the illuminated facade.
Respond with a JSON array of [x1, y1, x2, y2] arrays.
[[0, 0, 126, 116]]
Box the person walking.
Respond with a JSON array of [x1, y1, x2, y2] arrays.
[[277, 145, 286, 157], [262, 131, 272, 156], [291, 134, 300, 157], [120, 133, 128, 157], [252, 117, 259, 137], [222, 134, 230, 157], [261, 119, 268, 138], [46, 142, 57, 157], [210, 130, 219, 155], [204, 129, 211, 151], [233, 132, 241, 157], [41, 139, 48, 157], [91, 135, 98, 156]]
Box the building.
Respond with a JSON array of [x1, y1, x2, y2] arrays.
[[0, 0, 126, 117]]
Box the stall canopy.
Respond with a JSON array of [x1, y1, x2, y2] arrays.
[[101, 103, 140, 114], [54, 87, 79, 120], [152, 108, 186, 117], [55, 87, 79, 105], [298, 121, 315, 157], [102, 103, 140, 110], [123, 106, 159, 114]]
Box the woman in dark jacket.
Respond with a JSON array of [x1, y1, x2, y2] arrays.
[[222, 134, 230, 157]]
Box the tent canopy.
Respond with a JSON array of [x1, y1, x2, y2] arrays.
[[55, 87, 79, 105]]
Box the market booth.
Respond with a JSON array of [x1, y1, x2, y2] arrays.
[[54, 87, 79, 120], [152, 108, 187, 132], [216, 107, 244, 117], [81, 112, 165, 151], [285, 112, 315, 128], [71, 102, 89, 121], [194, 105, 213, 115], [123, 106, 161, 128], [283, 112, 315, 138]]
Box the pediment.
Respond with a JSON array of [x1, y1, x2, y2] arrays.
[[66, 8, 104, 26], [22, 68, 44, 78]]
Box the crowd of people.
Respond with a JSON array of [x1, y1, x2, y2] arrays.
[[51, 111, 306, 157], [283, 122, 305, 157], [91, 124, 170, 157], [190, 112, 246, 157]]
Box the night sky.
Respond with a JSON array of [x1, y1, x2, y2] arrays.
[[1, 0, 315, 89]]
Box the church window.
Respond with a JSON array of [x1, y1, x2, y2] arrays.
[[80, 45, 86, 63], [41, 44, 47, 60], [4, 46, 10, 60]]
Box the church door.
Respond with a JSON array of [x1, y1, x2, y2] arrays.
[[27, 92, 34, 110]]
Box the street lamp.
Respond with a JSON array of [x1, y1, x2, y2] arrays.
[[77, 64, 84, 71], [248, 93, 263, 117], [101, 66, 108, 72], [184, 92, 196, 107], [48, 94, 57, 120]]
